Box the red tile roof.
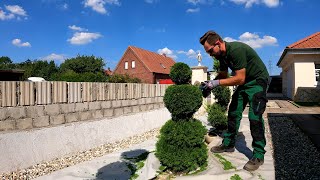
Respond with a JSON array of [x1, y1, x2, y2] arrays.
[[129, 46, 175, 74], [287, 32, 320, 49]]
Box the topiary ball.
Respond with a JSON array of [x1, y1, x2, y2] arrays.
[[164, 84, 202, 121], [169, 62, 192, 85]]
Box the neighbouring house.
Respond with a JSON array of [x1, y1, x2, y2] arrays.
[[113, 46, 176, 84], [277, 32, 320, 102], [104, 67, 113, 76]]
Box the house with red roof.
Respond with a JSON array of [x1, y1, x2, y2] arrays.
[[113, 46, 176, 84], [277, 32, 320, 102]]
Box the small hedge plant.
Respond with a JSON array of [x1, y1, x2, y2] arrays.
[[207, 103, 227, 133], [212, 86, 231, 111], [156, 62, 207, 173]]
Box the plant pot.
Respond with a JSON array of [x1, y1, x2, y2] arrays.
[[204, 133, 218, 144]]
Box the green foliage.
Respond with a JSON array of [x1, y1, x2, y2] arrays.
[[207, 103, 227, 131], [169, 62, 192, 85], [53, 70, 107, 82], [212, 57, 220, 72], [16, 59, 59, 80], [108, 74, 141, 83], [0, 56, 16, 69], [156, 119, 208, 173], [60, 55, 105, 74], [163, 85, 202, 121], [212, 86, 231, 111]]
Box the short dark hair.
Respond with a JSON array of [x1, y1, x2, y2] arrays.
[[199, 31, 223, 45]]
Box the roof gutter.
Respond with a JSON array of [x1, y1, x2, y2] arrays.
[[277, 47, 320, 66]]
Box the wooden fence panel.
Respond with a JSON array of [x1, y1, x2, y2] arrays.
[[19, 81, 34, 106], [116, 83, 126, 100], [52, 81, 67, 103], [68, 82, 82, 103], [96, 83, 106, 101], [155, 84, 161, 97], [0, 81, 17, 107], [106, 83, 116, 100], [82, 82, 93, 102], [127, 83, 134, 99], [35, 82, 51, 105]]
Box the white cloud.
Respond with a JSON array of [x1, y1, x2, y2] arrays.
[[157, 47, 177, 59], [62, 3, 68, 10], [145, 0, 159, 3], [229, 0, 280, 8], [68, 32, 102, 45], [84, 0, 120, 14], [224, 32, 278, 49], [177, 49, 199, 59], [12, 38, 31, 47], [186, 8, 200, 13], [5, 5, 27, 16], [0, 5, 28, 20], [0, 9, 15, 20], [187, 0, 211, 5], [68, 25, 88, 31], [42, 53, 66, 62]]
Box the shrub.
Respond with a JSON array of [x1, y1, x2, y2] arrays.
[[169, 62, 192, 85], [207, 103, 227, 131], [155, 119, 208, 172], [212, 86, 231, 111], [163, 85, 202, 121], [108, 74, 141, 83]]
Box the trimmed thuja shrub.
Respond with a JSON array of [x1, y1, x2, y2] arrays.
[[156, 62, 208, 173], [212, 86, 231, 111], [156, 119, 207, 172]]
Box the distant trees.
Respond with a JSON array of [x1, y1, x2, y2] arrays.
[[0, 55, 142, 83]]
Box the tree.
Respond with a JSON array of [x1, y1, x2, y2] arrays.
[[0, 56, 15, 69], [16, 59, 59, 80]]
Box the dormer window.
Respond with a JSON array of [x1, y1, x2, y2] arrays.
[[160, 63, 166, 69]]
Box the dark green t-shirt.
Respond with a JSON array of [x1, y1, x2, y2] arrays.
[[218, 41, 269, 83]]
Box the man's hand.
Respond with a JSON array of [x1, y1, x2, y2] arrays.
[[199, 80, 220, 98], [204, 80, 220, 90]]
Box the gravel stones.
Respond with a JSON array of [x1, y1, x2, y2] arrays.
[[1, 128, 160, 180], [268, 115, 320, 179]]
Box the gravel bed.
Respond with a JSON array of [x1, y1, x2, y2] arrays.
[[267, 115, 320, 180], [1, 128, 160, 180]]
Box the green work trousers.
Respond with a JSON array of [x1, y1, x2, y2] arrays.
[[223, 79, 268, 160]]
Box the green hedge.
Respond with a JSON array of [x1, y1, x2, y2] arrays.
[[207, 103, 227, 131], [212, 86, 231, 111]]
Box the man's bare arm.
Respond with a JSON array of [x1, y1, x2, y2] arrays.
[[219, 68, 246, 86]]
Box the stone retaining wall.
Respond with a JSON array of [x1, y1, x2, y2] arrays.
[[0, 97, 164, 132]]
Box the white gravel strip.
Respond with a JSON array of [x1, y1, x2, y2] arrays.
[[1, 128, 160, 180]]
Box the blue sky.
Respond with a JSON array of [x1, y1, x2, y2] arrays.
[[1, 0, 319, 75]]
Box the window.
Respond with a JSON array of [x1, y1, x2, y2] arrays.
[[315, 64, 320, 84], [132, 61, 135, 68], [125, 61, 128, 69]]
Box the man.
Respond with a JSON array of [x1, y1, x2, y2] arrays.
[[199, 30, 269, 171]]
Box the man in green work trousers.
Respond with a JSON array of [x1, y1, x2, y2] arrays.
[[199, 30, 270, 171]]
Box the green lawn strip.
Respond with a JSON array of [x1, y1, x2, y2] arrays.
[[214, 153, 236, 170]]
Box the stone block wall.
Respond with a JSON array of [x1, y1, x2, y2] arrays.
[[0, 97, 164, 132]]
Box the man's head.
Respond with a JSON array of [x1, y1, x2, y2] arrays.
[[199, 31, 224, 59]]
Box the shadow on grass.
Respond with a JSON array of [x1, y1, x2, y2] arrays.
[[95, 149, 149, 180], [268, 113, 320, 179]]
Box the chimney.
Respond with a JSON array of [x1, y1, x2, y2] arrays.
[[162, 53, 166, 57]]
